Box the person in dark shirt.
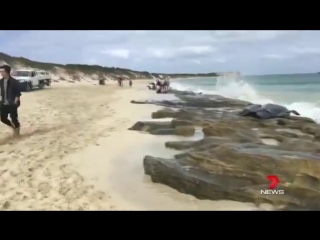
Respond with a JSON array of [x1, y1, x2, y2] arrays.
[[0, 65, 21, 136]]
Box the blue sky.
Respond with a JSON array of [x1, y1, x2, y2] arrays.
[[1, 30, 320, 75]]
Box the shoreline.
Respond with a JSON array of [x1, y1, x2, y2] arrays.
[[71, 83, 272, 210], [69, 84, 265, 210], [0, 80, 263, 210]]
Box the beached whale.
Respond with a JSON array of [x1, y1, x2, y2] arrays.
[[239, 103, 300, 119]]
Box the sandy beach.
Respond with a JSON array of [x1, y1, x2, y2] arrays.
[[0, 79, 265, 210], [2, 31, 320, 211], [0, 80, 144, 210]]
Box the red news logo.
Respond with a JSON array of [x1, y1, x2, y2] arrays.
[[267, 175, 280, 189], [261, 175, 284, 195]]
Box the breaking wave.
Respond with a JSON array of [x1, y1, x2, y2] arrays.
[[170, 77, 320, 123]]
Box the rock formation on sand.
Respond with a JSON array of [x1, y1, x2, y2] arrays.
[[0, 52, 218, 82], [129, 90, 320, 210]]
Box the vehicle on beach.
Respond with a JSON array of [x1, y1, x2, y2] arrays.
[[12, 69, 51, 91]]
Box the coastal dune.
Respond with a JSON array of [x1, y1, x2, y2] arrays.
[[0, 52, 219, 83]]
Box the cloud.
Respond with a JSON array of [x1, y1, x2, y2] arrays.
[[144, 45, 215, 60], [0, 30, 319, 74], [290, 47, 320, 55], [86, 58, 98, 65], [102, 49, 130, 59], [210, 30, 286, 43], [213, 58, 226, 63], [178, 45, 215, 54], [188, 59, 201, 64], [262, 54, 289, 60]]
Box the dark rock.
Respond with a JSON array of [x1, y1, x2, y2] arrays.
[[128, 120, 195, 136], [152, 108, 177, 119], [171, 119, 194, 127], [165, 141, 195, 150], [128, 121, 172, 132], [314, 130, 320, 141], [289, 116, 315, 123], [150, 128, 176, 135], [202, 124, 237, 137], [174, 126, 195, 136], [231, 130, 263, 144], [280, 139, 320, 153], [143, 144, 320, 209], [149, 126, 195, 136], [130, 90, 320, 210]]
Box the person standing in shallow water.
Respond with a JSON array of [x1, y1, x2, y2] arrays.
[[0, 65, 21, 136]]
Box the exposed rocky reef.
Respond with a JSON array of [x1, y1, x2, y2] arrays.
[[129, 90, 320, 210]]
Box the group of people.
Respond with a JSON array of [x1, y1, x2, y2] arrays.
[[0, 68, 173, 138], [156, 78, 170, 90], [117, 77, 132, 87], [148, 77, 170, 93]]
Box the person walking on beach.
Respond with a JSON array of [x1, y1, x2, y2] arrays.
[[163, 78, 168, 90], [0, 65, 21, 136], [118, 77, 123, 87], [166, 77, 170, 89], [129, 79, 132, 87]]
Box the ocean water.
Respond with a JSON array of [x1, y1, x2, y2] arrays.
[[171, 73, 320, 123]]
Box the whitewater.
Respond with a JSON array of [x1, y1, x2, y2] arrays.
[[171, 76, 320, 123]]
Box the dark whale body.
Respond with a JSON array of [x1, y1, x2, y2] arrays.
[[239, 103, 300, 119]]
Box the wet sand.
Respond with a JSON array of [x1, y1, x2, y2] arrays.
[[0, 80, 269, 210]]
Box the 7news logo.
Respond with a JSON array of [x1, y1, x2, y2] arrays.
[[260, 175, 284, 195]]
